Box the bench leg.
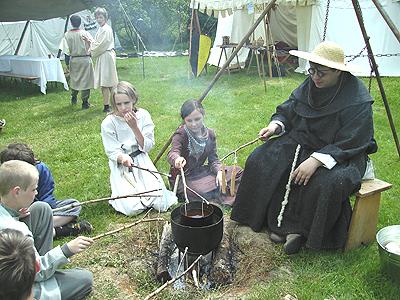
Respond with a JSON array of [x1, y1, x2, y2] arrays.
[[344, 193, 381, 252]]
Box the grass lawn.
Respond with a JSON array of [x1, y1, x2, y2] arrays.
[[0, 55, 399, 299]]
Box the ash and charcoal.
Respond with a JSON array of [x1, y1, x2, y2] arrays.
[[156, 219, 235, 290]]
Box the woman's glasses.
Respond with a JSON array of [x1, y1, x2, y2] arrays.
[[308, 67, 331, 78]]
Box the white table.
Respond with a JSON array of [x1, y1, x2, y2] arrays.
[[0, 55, 68, 94]]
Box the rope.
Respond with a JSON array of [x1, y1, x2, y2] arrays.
[[277, 144, 301, 228]]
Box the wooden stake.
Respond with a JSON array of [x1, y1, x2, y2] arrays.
[[144, 255, 203, 300]]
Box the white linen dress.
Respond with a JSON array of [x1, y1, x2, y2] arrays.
[[91, 23, 118, 88], [101, 108, 177, 215]]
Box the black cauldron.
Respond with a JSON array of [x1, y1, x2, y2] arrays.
[[179, 201, 214, 227], [171, 203, 223, 255]]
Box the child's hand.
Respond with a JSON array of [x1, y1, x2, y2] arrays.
[[19, 207, 30, 219], [67, 236, 94, 254], [174, 157, 186, 169]]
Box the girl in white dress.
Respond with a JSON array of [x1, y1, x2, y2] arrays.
[[101, 81, 177, 215]]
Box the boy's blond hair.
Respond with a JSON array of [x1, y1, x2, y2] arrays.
[[94, 7, 108, 19], [0, 160, 38, 197]]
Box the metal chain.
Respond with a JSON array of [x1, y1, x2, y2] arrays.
[[346, 53, 400, 60], [322, 0, 331, 42]]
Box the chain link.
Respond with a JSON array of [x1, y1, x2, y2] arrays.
[[322, 0, 330, 42]]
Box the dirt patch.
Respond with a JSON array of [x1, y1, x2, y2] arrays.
[[68, 214, 287, 299]]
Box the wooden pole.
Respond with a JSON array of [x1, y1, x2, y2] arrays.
[[188, 0, 195, 79], [153, 0, 277, 165], [352, 0, 400, 159], [263, 7, 272, 79], [371, 0, 400, 44], [15, 20, 30, 55]]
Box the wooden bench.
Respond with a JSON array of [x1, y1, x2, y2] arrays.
[[344, 178, 392, 252], [0, 72, 40, 95]]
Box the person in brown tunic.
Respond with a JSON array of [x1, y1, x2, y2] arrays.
[[59, 15, 94, 109], [167, 99, 243, 206]]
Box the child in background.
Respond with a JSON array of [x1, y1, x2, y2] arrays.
[[0, 160, 94, 300], [1, 143, 93, 238]]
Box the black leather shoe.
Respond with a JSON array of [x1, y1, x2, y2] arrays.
[[284, 234, 306, 255], [270, 232, 286, 244]]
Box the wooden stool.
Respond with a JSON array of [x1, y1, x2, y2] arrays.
[[344, 178, 392, 252]]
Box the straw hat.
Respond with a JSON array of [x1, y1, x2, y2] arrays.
[[289, 41, 364, 73]]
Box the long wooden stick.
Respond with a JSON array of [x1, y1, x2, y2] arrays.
[[153, 0, 276, 166], [92, 216, 164, 240], [52, 189, 162, 213], [144, 254, 203, 300], [131, 165, 171, 177], [219, 137, 260, 162], [352, 0, 400, 159]]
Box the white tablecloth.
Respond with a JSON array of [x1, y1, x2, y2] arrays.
[[0, 55, 68, 94]]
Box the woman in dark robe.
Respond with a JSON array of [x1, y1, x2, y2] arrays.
[[167, 99, 243, 206], [230, 41, 377, 254]]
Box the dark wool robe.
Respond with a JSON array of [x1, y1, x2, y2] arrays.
[[167, 126, 243, 206], [230, 72, 377, 251]]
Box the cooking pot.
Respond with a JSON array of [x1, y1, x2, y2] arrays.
[[179, 201, 214, 227], [171, 203, 223, 255]]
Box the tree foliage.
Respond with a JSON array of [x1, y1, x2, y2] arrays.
[[104, 0, 217, 52]]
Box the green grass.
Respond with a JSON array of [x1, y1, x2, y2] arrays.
[[1, 56, 400, 299]]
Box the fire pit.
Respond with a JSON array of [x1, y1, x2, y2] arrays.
[[171, 203, 223, 255]]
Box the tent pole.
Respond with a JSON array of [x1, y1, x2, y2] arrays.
[[264, 8, 272, 79], [371, 0, 400, 44], [188, 0, 195, 80], [153, 0, 277, 165], [352, 0, 400, 159], [14, 20, 30, 55], [58, 16, 70, 58]]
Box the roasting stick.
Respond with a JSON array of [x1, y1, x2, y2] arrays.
[[131, 164, 171, 177], [92, 209, 163, 241], [52, 189, 162, 213], [219, 137, 261, 162], [184, 185, 210, 205], [144, 254, 203, 300]]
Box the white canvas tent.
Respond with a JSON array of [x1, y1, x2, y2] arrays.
[[193, 0, 400, 76], [0, 10, 121, 58]]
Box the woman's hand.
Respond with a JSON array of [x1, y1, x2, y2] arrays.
[[291, 157, 323, 186], [258, 123, 281, 141], [18, 207, 30, 219], [124, 111, 139, 129], [216, 170, 225, 189], [118, 153, 134, 168], [67, 236, 94, 254], [174, 157, 186, 169]]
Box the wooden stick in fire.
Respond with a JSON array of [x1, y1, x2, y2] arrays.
[[52, 189, 162, 213], [144, 254, 203, 300], [219, 137, 261, 162], [92, 209, 163, 240]]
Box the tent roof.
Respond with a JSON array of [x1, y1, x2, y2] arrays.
[[192, 0, 315, 13], [0, 0, 111, 22]]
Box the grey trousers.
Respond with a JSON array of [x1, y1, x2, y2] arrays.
[[72, 89, 90, 101], [22, 202, 93, 299]]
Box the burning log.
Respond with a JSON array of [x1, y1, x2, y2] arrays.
[[156, 222, 175, 283], [208, 216, 234, 286], [145, 254, 203, 300]]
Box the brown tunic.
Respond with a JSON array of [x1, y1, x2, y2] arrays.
[[167, 126, 242, 206]]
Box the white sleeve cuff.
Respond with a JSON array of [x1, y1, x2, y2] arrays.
[[270, 120, 285, 136], [311, 152, 337, 169]]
